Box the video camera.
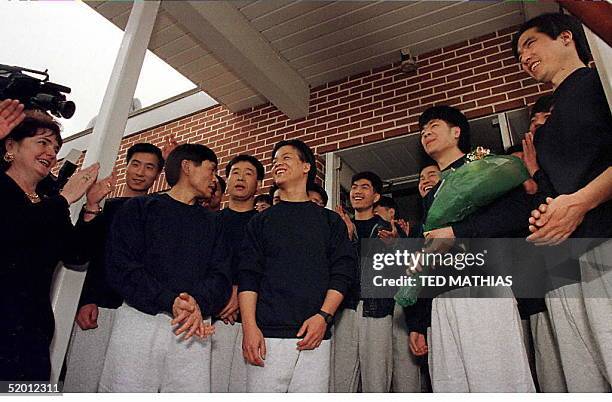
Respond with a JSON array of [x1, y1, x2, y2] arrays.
[[0, 64, 75, 119]]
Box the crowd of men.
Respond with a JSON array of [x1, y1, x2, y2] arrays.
[[58, 13, 610, 393]]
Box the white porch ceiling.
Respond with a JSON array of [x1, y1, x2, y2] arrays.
[[87, 1, 557, 119]]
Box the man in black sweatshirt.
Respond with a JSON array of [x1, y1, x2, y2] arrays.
[[332, 171, 397, 392], [64, 143, 164, 392], [514, 13, 612, 392], [99, 144, 232, 392], [211, 154, 264, 393], [239, 139, 355, 392]]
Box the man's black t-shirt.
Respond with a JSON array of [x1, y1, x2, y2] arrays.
[[218, 207, 257, 285]]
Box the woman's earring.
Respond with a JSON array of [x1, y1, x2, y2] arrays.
[[3, 152, 15, 163]]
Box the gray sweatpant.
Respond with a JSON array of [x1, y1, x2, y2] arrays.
[[530, 311, 567, 392], [63, 307, 116, 392], [428, 289, 535, 392], [391, 303, 421, 392], [98, 303, 211, 393], [544, 239, 612, 392], [331, 301, 393, 392], [211, 321, 247, 392], [246, 338, 331, 392]]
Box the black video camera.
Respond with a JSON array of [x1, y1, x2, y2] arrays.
[[0, 64, 75, 119]]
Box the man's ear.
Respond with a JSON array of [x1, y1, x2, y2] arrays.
[[303, 162, 311, 176], [452, 126, 461, 140], [4, 138, 17, 153], [559, 30, 574, 46], [181, 160, 192, 177], [373, 193, 381, 204], [256, 180, 262, 190]]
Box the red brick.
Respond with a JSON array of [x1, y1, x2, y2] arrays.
[[328, 103, 350, 115], [498, 24, 521, 36], [474, 61, 502, 75], [382, 81, 405, 92], [433, 80, 461, 93], [494, 99, 526, 113], [328, 118, 351, 129], [421, 93, 447, 104], [350, 111, 374, 123], [447, 70, 473, 82], [363, 133, 384, 144], [409, 88, 433, 100], [505, 72, 529, 83], [350, 126, 374, 137], [386, 110, 408, 120], [395, 84, 420, 96], [350, 82, 373, 94], [471, 47, 499, 61], [327, 132, 349, 143], [420, 77, 446, 90], [384, 127, 406, 139], [375, 106, 394, 116], [443, 54, 470, 68], [373, 122, 394, 132], [327, 77, 348, 88], [337, 122, 360, 132], [361, 116, 382, 127], [491, 81, 521, 95], [490, 65, 521, 78], [383, 95, 408, 107], [373, 77, 393, 88], [483, 36, 509, 49], [339, 93, 361, 104], [475, 78, 504, 91], [457, 59, 482, 71], [486, 50, 514, 63], [316, 114, 337, 125], [363, 87, 383, 97], [462, 73, 490, 86], [305, 124, 327, 135], [521, 77, 539, 88], [339, 137, 363, 149], [318, 99, 339, 110], [315, 128, 338, 138], [361, 102, 383, 113], [338, 108, 362, 119], [456, 43, 483, 57], [476, 94, 507, 106], [419, 61, 444, 74], [349, 71, 370, 81], [462, 89, 491, 102], [328, 89, 350, 101], [508, 86, 540, 99], [349, 98, 371, 109], [362, 73, 383, 84], [454, 101, 476, 111], [448, 85, 474, 98], [317, 143, 338, 153]]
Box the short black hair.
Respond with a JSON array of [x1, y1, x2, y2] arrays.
[[307, 182, 329, 207], [126, 143, 164, 170], [512, 13, 591, 65], [216, 174, 226, 193], [530, 95, 554, 120], [271, 139, 317, 184], [351, 171, 383, 194], [254, 194, 272, 206], [505, 144, 523, 155], [164, 143, 218, 187], [1, 117, 63, 171], [419, 105, 471, 153], [225, 154, 265, 181], [374, 196, 396, 210]]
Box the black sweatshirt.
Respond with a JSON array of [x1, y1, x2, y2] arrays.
[[0, 171, 89, 380], [238, 201, 356, 339], [105, 193, 232, 318], [77, 197, 129, 309], [218, 207, 258, 285], [534, 67, 612, 239]]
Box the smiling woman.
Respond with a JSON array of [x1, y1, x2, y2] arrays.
[[0, 107, 110, 381]]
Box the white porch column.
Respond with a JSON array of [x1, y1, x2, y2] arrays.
[[584, 25, 612, 110], [49, 0, 160, 384]]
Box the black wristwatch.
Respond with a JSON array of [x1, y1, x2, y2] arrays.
[[317, 310, 334, 324]]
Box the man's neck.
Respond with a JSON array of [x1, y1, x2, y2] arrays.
[[228, 197, 255, 212], [122, 187, 148, 198], [435, 148, 465, 171], [551, 60, 587, 89], [167, 185, 198, 205], [354, 208, 374, 221], [279, 182, 309, 202]]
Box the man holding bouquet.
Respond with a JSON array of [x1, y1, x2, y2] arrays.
[[416, 105, 535, 392]]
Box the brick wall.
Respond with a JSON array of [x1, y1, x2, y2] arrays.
[[101, 24, 551, 198]]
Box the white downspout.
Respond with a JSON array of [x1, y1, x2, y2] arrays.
[[49, 0, 161, 384]]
